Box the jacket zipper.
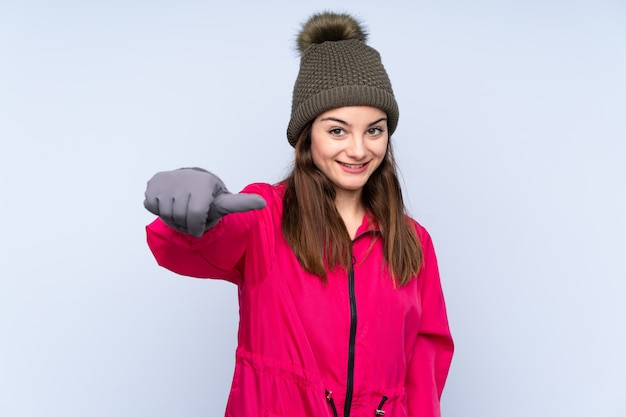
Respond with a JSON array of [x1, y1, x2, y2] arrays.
[[344, 265, 357, 417]]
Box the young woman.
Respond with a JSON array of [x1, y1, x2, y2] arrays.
[[144, 11, 453, 417]]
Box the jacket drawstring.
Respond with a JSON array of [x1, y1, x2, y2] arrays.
[[325, 390, 339, 417], [375, 395, 388, 416], [326, 391, 388, 417]]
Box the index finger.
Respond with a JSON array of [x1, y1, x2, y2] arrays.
[[212, 193, 267, 217]]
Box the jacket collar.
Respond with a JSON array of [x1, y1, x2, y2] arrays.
[[355, 210, 381, 238]]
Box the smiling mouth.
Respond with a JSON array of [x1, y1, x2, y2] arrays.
[[339, 162, 367, 169]]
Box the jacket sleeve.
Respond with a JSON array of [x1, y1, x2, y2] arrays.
[[405, 226, 454, 417], [145, 183, 275, 286]]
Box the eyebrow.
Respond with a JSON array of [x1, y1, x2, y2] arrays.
[[319, 117, 388, 127]]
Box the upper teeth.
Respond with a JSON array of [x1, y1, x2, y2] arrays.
[[343, 163, 364, 169]]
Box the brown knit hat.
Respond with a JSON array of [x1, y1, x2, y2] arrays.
[[287, 11, 399, 147]]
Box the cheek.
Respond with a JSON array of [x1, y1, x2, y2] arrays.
[[369, 141, 389, 171], [374, 139, 389, 159], [310, 136, 334, 167], [309, 141, 322, 168], [311, 151, 322, 169]]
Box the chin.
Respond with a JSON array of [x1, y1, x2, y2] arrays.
[[337, 184, 366, 193]]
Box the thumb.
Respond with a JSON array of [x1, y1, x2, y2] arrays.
[[211, 193, 267, 217]]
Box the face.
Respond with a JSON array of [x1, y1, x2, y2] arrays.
[[310, 106, 389, 197]]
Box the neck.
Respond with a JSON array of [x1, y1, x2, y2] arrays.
[[334, 190, 365, 239]]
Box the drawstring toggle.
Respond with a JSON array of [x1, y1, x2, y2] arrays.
[[375, 395, 388, 416]]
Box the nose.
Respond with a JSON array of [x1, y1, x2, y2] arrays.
[[346, 135, 366, 160]]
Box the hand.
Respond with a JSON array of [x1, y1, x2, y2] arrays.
[[144, 168, 266, 237]]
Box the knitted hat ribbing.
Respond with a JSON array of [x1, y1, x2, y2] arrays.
[[287, 12, 399, 147]]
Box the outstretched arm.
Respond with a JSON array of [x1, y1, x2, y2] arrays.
[[144, 167, 265, 237], [144, 168, 267, 285]]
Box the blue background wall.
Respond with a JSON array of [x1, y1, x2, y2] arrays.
[[1, 1, 624, 416]]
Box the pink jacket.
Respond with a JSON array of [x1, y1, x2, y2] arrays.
[[146, 182, 453, 417]]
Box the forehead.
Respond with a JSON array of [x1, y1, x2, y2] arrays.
[[315, 106, 387, 122]]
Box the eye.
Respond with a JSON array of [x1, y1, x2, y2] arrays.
[[328, 128, 345, 137], [367, 127, 385, 136]]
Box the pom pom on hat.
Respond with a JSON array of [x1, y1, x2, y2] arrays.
[[296, 12, 368, 53], [287, 11, 399, 147]]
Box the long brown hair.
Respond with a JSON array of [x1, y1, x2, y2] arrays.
[[281, 124, 423, 285]]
